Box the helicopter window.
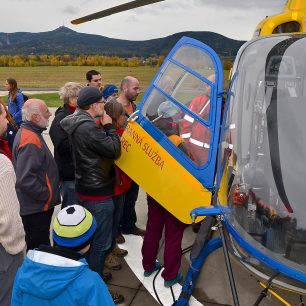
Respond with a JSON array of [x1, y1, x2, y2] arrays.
[[272, 21, 300, 34], [154, 61, 211, 107], [223, 35, 306, 274], [220, 79, 236, 167], [172, 45, 215, 79], [266, 56, 296, 77], [142, 87, 211, 166]]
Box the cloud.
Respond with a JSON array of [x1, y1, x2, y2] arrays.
[[192, 0, 282, 11], [125, 15, 138, 23], [62, 5, 80, 15]]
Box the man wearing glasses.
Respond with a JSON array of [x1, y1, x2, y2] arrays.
[[86, 69, 102, 90], [60, 87, 124, 304]]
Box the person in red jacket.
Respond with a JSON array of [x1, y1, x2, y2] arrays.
[[0, 102, 18, 160], [180, 74, 215, 165], [142, 102, 188, 287]]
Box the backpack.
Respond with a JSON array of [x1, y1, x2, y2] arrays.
[[13, 93, 28, 103], [22, 93, 29, 102]]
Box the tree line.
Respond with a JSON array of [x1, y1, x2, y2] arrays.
[[0, 54, 233, 70], [0, 54, 165, 67]]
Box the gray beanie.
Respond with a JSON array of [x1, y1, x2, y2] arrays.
[[77, 87, 103, 107]]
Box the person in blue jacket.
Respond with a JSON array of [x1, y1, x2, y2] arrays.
[[11, 204, 115, 306], [5, 78, 25, 127]]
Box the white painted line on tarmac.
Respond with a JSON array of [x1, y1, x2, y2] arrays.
[[122, 234, 204, 306]]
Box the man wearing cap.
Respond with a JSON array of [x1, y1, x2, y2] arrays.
[[60, 86, 123, 304], [11, 205, 115, 306]]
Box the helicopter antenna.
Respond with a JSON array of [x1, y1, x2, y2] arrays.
[[71, 0, 165, 25]]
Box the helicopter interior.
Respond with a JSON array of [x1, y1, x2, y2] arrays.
[[272, 21, 301, 34]]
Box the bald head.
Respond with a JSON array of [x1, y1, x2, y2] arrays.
[[22, 99, 51, 128], [119, 76, 140, 104], [120, 76, 137, 90]]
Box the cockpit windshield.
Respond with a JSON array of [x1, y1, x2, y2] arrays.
[[221, 34, 306, 284]]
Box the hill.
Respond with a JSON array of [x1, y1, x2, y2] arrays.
[[0, 26, 246, 57]]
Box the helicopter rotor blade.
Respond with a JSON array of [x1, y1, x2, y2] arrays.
[[71, 0, 165, 25]]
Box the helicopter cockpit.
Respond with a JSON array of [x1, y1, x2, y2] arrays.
[[220, 34, 306, 291], [139, 42, 219, 184]]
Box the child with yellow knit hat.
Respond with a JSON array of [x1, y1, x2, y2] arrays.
[[11, 205, 115, 306]]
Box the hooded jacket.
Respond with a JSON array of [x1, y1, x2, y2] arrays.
[[49, 105, 75, 181], [12, 121, 60, 216], [11, 249, 114, 306], [60, 110, 121, 197]]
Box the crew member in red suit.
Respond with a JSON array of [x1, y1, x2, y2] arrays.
[[180, 74, 215, 165]]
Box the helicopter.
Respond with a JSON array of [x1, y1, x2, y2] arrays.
[[253, 0, 306, 37], [71, 1, 306, 305]]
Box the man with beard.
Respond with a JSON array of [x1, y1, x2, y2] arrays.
[[13, 99, 60, 250], [0, 103, 25, 306], [115, 76, 145, 241], [60, 87, 123, 304]]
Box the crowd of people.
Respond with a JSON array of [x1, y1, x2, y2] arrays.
[[0, 69, 199, 306]]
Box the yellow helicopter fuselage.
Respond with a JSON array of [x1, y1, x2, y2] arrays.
[[254, 0, 306, 37]]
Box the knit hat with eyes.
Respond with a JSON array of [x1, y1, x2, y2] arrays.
[[53, 205, 97, 250]]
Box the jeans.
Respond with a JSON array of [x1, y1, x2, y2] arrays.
[[120, 180, 139, 232], [60, 180, 77, 209], [21, 208, 54, 251], [78, 197, 114, 277], [112, 193, 125, 249]]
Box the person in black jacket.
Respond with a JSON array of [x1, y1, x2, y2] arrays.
[[50, 82, 82, 208], [60, 86, 123, 304]]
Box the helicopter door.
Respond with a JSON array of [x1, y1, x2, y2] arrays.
[[116, 36, 223, 224]]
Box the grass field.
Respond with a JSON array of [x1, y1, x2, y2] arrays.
[[0, 66, 230, 107], [0, 66, 157, 107], [19, 92, 145, 107], [0, 66, 158, 90]]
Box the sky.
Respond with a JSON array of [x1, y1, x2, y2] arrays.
[[2, 0, 286, 41]]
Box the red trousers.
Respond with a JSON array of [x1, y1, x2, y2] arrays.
[[142, 196, 186, 281]]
